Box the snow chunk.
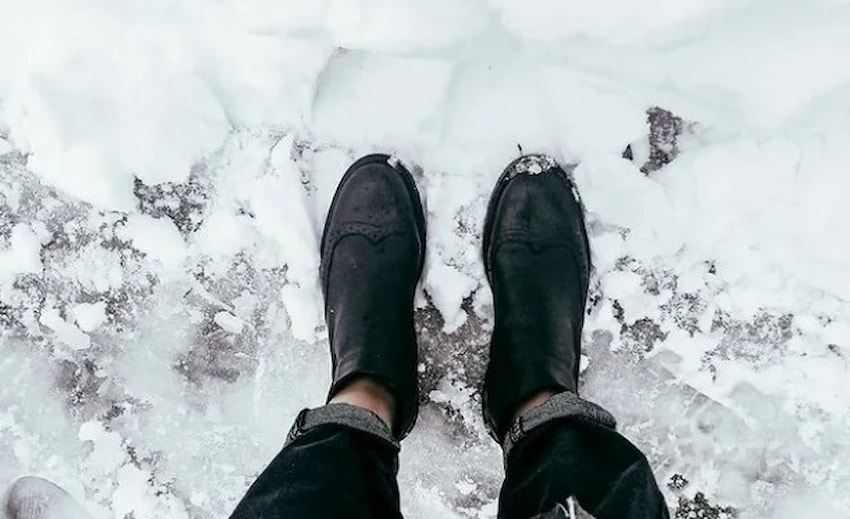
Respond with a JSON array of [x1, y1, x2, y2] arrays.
[[248, 174, 317, 273], [574, 156, 671, 234], [423, 263, 478, 333], [579, 354, 590, 373], [117, 215, 187, 272], [0, 224, 43, 278], [214, 311, 244, 334], [247, 136, 323, 342], [192, 209, 255, 261], [40, 306, 90, 351], [2, 2, 229, 210], [79, 421, 127, 473], [601, 270, 643, 301], [455, 479, 477, 497], [280, 283, 323, 342], [113, 465, 157, 519], [64, 243, 125, 293], [69, 301, 108, 333]]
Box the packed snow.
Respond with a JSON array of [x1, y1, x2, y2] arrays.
[[2, 0, 850, 518]]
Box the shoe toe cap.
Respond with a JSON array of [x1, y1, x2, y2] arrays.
[[493, 165, 583, 236], [334, 163, 415, 225]]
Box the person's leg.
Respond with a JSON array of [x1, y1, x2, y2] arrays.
[[230, 400, 403, 519], [230, 154, 426, 518], [499, 392, 668, 518], [481, 155, 668, 519]]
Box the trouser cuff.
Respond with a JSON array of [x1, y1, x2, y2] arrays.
[[285, 403, 399, 449], [502, 391, 616, 463]]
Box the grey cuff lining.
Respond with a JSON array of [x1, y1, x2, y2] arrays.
[[285, 403, 399, 449], [503, 391, 617, 463]]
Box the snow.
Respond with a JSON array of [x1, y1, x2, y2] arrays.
[[2, 0, 850, 518], [0, 224, 43, 277], [213, 312, 244, 335], [70, 302, 108, 333], [39, 306, 91, 351], [313, 50, 454, 146], [116, 215, 188, 273]]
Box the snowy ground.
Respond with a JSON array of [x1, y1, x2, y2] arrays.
[[2, 1, 850, 518]]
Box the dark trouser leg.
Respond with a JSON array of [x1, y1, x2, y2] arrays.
[[498, 393, 669, 519], [230, 404, 403, 519]]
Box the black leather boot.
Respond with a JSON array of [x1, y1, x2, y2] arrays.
[[482, 154, 591, 442], [321, 153, 426, 440]]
